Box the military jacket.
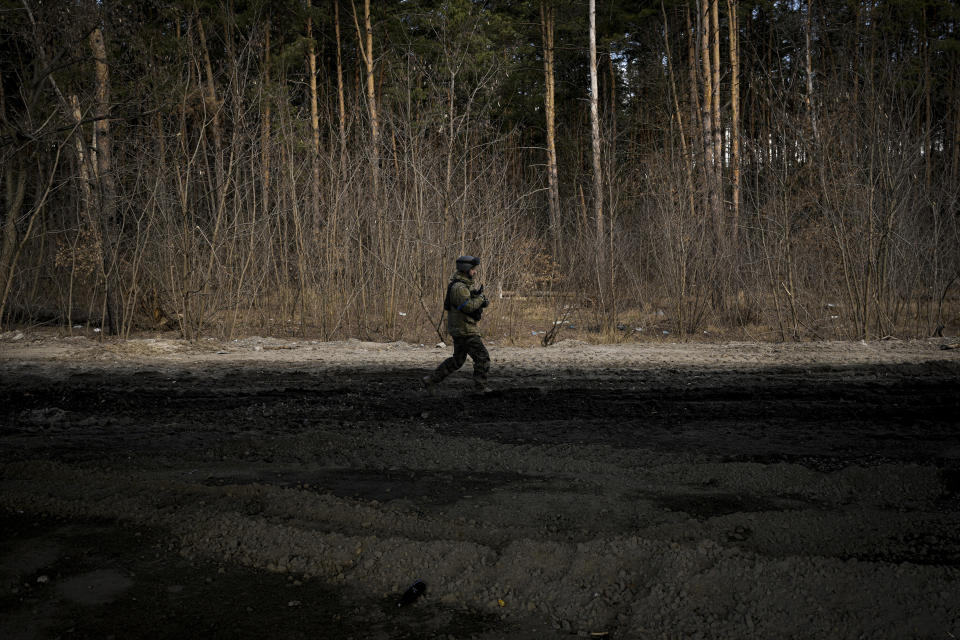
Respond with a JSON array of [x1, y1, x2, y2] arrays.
[[445, 272, 485, 338]]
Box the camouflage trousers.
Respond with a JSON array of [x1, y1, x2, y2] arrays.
[[429, 336, 490, 386]]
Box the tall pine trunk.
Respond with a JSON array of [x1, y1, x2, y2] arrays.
[[353, 0, 378, 194], [540, 0, 561, 258], [335, 0, 347, 174], [697, 0, 720, 238], [710, 0, 722, 208], [589, 0, 603, 246], [663, 2, 696, 218], [804, 0, 819, 143], [728, 0, 741, 247], [89, 26, 122, 335], [589, 0, 609, 321], [307, 9, 322, 233]]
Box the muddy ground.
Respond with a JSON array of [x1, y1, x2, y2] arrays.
[[1, 333, 959, 639]]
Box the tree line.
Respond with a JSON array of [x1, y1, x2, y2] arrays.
[[1, 0, 958, 341]]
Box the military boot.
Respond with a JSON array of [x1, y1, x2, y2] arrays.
[[422, 374, 438, 394], [473, 380, 493, 394]]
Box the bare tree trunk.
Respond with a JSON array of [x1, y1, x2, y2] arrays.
[[686, 5, 699, 147], [698, 0, 712, 164], [0, 161, 27, 326], [443, 79, 455, 244], [0, 153, 61, 328], [330, 0, 346, 277], [307, 9, 322, 233], [351, 0, 376, 334], [589, 0, 603, 247], [352, 0, 379, 193], [196, 16, 222, 154], [283, 144, 309, 335], [196, 12, 236, 334], [261, 21, 271, 219], [852, 2, 861, 106], [21, 3, 98, 328], [953, 64, 960, 182], [89, 25, 122, 335], [697, 0, 720, 234], [710, 0, 722, 188], [69, 95, 94, 217], [727, 0, 741, 246], [589, 0, 609, 322], [663, 2, 696, 218], [804, 0, 819, 143], [540, 0, 561, 258], [334, 0, 347, 173], [608, 46, 617, 139], [922, 6, 932, 192]]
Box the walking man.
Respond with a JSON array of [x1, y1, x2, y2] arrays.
[[424, 255, 491, 392]]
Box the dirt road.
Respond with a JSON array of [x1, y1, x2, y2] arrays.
[[2, 334, 959, 638]]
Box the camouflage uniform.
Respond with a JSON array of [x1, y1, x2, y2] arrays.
[[426, 270, 491, 389]]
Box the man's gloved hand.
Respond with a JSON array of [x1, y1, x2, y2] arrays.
[[468, 284, 488, 318]]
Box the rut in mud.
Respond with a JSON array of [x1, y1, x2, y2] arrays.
[[1, 337, 959, 639]]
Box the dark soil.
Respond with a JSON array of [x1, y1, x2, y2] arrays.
[[2, 336, 959, 638], [0, 513, 512, 640]]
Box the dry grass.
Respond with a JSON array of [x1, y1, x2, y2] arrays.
[[20, 280, 960, 346]]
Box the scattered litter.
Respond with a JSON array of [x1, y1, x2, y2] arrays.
[[399, 312, 407, 316], [287, 600, 301, 607], [435, 342, 446, 349], [93, 328, 101, 333], [36, 575, 49, 584], [73, 325, 82, 329], [397, 579, 426, 607], [662, 330, 670, 335], [498, 598, 506, 607]]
